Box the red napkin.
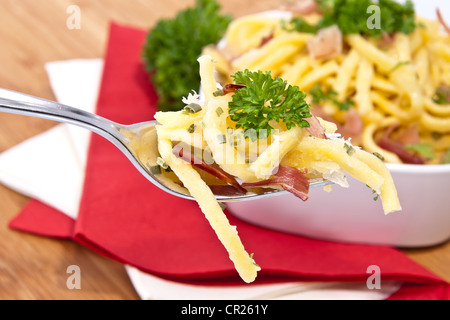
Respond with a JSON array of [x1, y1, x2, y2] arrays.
[[9, 23, 450, 300]]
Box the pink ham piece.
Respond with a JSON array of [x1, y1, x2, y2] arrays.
[[437, 8, 450, 34], [281, 0, 319, 15], [173, 145, 311, 201], [307, 25, 343, 60], [259, 32, 274, 48], [376, 125, 424, 165], [311, 107, 363, 144], [172, 143, 248, 194], [242, 165, 310, 201], [379, 32, 396, 49], [221, 84, 246, 95], [305, 115, 327, 139], [395, 124, 420, 145], [336, 109, 364, 145]]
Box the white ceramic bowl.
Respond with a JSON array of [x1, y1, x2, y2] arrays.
[[227, 164, 450, 247], [226, 0, 450, 248]]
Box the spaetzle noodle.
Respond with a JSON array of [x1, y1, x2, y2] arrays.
[[205, 9, 450, 165], [149, 55, 401, 283]]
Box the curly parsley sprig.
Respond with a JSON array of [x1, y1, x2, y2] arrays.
[[228, 70, 312, 139], [284, 0, 416, 38], [142, 0, 231, 111]]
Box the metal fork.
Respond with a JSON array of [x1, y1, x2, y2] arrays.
[[0, 88, 331, 202]]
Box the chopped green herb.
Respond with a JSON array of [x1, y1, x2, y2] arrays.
[[230, 134, 242, 147], [372, 188, 380, 201], [344, 143, 356, 156], [405, 143, 436, 160], [217, 134, 227, 144], [389, 61, 411, 73], [213, 89, 224, 97], [156, 157, 169, 170], [218, 202, 227, 211], [216, 107, 224, 117], [228, 69, 312, 138], [184, 103, 203, 114], [417, 21, 427, 29], [373, 152, 385, 161], [310, 83, 354, 111], [249, 253, 260, 268], [142, 0, 232, 111], [367, 185, 380, 201], [187, 124, 197, 133], [149, 165, 162, 175]]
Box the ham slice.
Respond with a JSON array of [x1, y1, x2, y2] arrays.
[[173, 143, 311, 201], [311, 107, 363, 144], [307, 25, 343, 60], [376, 125, 424, 164], [221, 84, 246, 95], [172, 143, 248, 194], [305, 115, 327, 139], [336, 109, 364, 145], [243, 165, 310, 201], [396, 123, 420, 145], [437, 8, 450, 34], [281, 0, 319, 15]]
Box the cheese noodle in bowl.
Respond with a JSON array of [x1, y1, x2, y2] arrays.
[[151, 55, 400, 283], [203, 0, 450, 247]]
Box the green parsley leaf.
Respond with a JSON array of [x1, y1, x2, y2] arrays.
[[309, 83, 354, 111], [282, 17, 318, 33], [405, 143, 436, 160], [228, 70, 312, 138], [142, 0, 231, 111]]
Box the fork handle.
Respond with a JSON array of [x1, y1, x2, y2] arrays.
[[0, 88, 126, 142]]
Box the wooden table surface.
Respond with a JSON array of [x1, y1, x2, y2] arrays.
[[0, 0, 449, 300]]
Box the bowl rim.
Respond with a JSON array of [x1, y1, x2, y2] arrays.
[[387, 163, 450, 174]]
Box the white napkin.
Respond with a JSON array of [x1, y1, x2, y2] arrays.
[[0, 58, 401, 300], [0, 59, 102, 219]]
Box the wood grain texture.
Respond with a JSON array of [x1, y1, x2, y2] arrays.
[[0, 0, 449, 300]]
